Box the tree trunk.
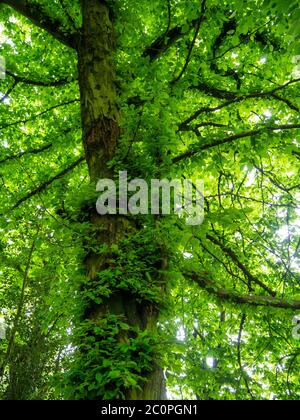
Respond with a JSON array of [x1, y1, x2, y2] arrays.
[[71, 0, 166, 400]]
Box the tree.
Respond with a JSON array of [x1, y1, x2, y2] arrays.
[[0, 0, 299, 400]]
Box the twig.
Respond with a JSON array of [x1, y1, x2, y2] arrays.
[[171, 0, 206, 84]]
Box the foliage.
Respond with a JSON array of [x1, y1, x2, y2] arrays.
[[65, 315, 159, 400], [0, 0, 299, 400]]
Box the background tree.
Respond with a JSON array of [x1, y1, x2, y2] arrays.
[[0, 0, 299, 400]]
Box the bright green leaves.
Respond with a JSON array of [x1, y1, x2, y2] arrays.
[[80, 227, 168, 306], [0, 0, 300, 402], [263, 0, 300, 53], [66, 316, 159, 400]]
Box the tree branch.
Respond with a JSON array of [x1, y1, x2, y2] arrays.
[[0, 99, 79, 130], [173, 124, 300, 163], [185, 271, 300, 310], [11, 156, 85, 211], [237, 314, 254, 399], [0, 80, 18, 103], [254, 164, 300, 194], [270, 93, 299, 112], [1, 0, 79, 49], [206, 191, 296, 208], [190, 82, 237, 100], [1, 70, 76, 104], [180, 78, 300, 130], [207, 234, 276, 297], [5, 69, 77, 87], [0, 143, 52, 165], [0, 228, 39, 378], [143, 13, 204, 62], [171, 0, 206, 84]]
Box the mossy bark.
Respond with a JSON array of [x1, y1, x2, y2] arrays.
[[75, 0, 166, 400]]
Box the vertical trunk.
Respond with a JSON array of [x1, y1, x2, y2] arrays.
[[73, 0, 166, 400], [78, 0, 119, 181]]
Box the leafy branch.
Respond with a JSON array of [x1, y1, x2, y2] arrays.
[[206, 234, 277, 297], [0, 143, 52, 165], [0, 228, 39, 379], [10, 156, 85, 211], [5, 69, 77, 87], [237, 314, 255, 399], [143, 9, 204, 61], [179, 78, 300, 130], [185, 271, 300, 310], [173, 124, 300, 163], [171, 0, 207, 84], [0, 0, 79, 48], [0, 80, 18, 103], [0, 99, 79, 130]]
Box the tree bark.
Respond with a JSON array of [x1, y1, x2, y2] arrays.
[[74, 0, 166, 400]]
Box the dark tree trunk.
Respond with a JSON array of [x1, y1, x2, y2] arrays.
[[73, 0, 166, 400]]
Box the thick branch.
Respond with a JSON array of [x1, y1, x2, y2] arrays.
[[0, 143, 52, 165], [186, 271, 300, 311], [195, 122, 228, 128], [5, 69, 77, 87], [173, 124, 300, 163], [270, 93, 299, 112], [207, 234, 276, 297], [11, 156, 84, 210], [180, 78, 300, 129], [191, 82, 237, 100], [1, 0, 78, 49], [143, 14, 204, 61]]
